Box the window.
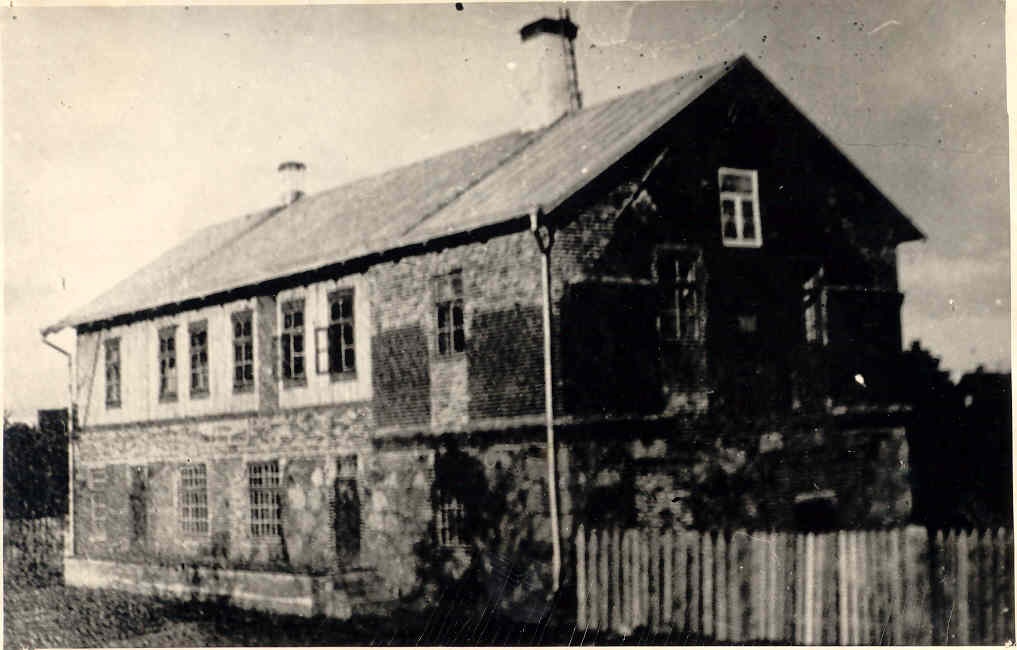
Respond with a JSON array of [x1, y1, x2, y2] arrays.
[[248, 460, 282, 537], [179, 463, 209, 535], [316, 290, 356, 376], [189, 321, 209, 398], [434, 270, 465, 356], [89, 467, 108, 539], [718, 167, 762, 247], [280, 300, 306, 384], [435, 488, 466, 548], [158, 326, 178, 401], [803, 268, 827, 345], [232, 310, 255, 392], [657, 248, 703, 343], [104, 338, 121, 408]]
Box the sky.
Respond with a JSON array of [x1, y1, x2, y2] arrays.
[[2, 1, 1010, 421]]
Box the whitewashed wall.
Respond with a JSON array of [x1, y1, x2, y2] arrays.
[[75, 274, 373, 428], [276, 273, 373, 409]]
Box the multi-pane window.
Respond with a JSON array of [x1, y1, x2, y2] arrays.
[[179, 464, 209, 535], [435, 488, 466, 548], [158, 326, 178, 401], [658, 248, 703, 343], [89, 467, 108, 539], [232, 311, 255, 392], [316, 290, 356, 375], [435, 270, 465, 356], [249, 460, 282, 537], [281, 300, 306, 383], [718, 167, 762, 247], [104, 338, 121, 408], [189, 321, 209, 398], [803, 268, 827, 345]]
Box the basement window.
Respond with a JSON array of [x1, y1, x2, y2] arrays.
[[316, 289, 356, 376], [158, 326, 178, 402], [435, 270, 466, 356], [718, 167, 762, 248], [179, 463, 209, 535], [280, 300, 306, 385], [232, 310, 255, 393], [189, 320, 209, 398], [104, 338, 121, 408], [657, 247, 704, 343], [248, 460, 282, 538]]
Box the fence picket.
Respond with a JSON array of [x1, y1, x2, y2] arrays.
[[689, 531, 701, 636], [661, 530, 672, 629], [599, 527, 609, 630], [577, 525, 587, 630], [729, 530, 743, 642], [715, 532, 727, 641], [674, 530, 687, 634], [611, 528, 622, 632], [702, 532, 714, 638], [648, 529, 658, 632], [588, 529, 599, 629]]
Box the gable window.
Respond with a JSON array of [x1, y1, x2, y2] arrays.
[[189, 320, 209, 398], [104, 338, 121, 408], [803, 268, 827, 345], [248, 460, 282, 537], [179, 463, 209, 535], [89, 467, 108, 540], [280, 300, 306, 385], [657, 248, 704, 343], [232, 310, 255, 393], [158, 326, 178, 401], [435, 270, 465, 356], [718, 167, 762, 247], [316, 289, 356, 376]]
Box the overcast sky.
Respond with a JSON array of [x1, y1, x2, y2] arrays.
[[3, 1, 1009, 421]]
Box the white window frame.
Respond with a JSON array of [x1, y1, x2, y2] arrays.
[[718, 167, 762, 248], [248, 460, 283, 538]]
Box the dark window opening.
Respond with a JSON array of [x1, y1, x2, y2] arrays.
[[435, 270, 466, 356], [189, 321, 209, 397], [104, 338, 121, 408], [232, 311, 255, 392], [158, 326, 178, 401], [281, 300, 306, 384]]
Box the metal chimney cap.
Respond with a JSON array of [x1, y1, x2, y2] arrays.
[[278, 161, 306, 172]]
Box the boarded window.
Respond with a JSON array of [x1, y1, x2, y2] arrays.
[[189, 321, 209, 397], [434, 270, 465, 356], [88, 467, 108, 540], [179, 463, 209, 535], [248, 460, 282, 537], [317, 289, 356, 375], [104, 338, 121, 408], [232, 310, 255, 392], [718, 167, 762, 247], [158, 326, 178, 401], [280, 300, 306, 384]]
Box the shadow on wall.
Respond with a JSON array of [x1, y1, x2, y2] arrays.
[[412, 442, 554, 624]]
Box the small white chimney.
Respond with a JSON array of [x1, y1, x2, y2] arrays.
[[519, 10, 582, 131], [278, 161, 306, 205]]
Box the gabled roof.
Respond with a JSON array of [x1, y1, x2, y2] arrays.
[[45, 55, 921, 334]]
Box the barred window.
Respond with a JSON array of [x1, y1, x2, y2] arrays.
[[179, 464, 209, 535], [104, 338, 121, 408], [249, 460, 282, 537], [280, 300, 306, 384], [434, 270, 465, 356], [158, 326, 178, 401], [232, 310, 255, 392], [316, 290, 356, 376], [89, 468, 108, 539], [435, 489, 466, 548], [803, 268, 827, 345], [189, 321, 209, 398]]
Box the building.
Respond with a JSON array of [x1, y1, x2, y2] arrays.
[[43, 16, 922, 619]]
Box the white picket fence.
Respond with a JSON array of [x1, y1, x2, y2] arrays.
[[575, 525, 1014, 644]]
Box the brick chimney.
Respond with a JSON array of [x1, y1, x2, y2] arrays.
[[519, 9, 581, 131], [278, 161, 306, 205]]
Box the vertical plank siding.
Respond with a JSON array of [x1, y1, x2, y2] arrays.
[[574, 525, 1015, 644]]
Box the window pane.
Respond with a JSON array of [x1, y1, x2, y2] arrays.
[[293, 357, 304, 376], [344, 348, 355, 370], [438, 332, 448, 355], [340, 296, 353, 319], [293, 334, 303, 353], [293, 311, 303, 328], [284, 314, 292, 329], [342, 324, 354, 345], [721, 173, 753, 193], [452, 304, 464, 328], [742, 200, 756, 238], [244, 365, 254, 381], [437, 304, 448, 329], [453, 329, 465, 352]]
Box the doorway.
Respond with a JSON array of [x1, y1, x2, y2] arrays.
[[334, 455, 360, 567]]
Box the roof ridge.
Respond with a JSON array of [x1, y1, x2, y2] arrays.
[[394, 124, 553, 239]]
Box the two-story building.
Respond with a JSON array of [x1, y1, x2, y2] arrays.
[[43, 16, 922, 619]]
